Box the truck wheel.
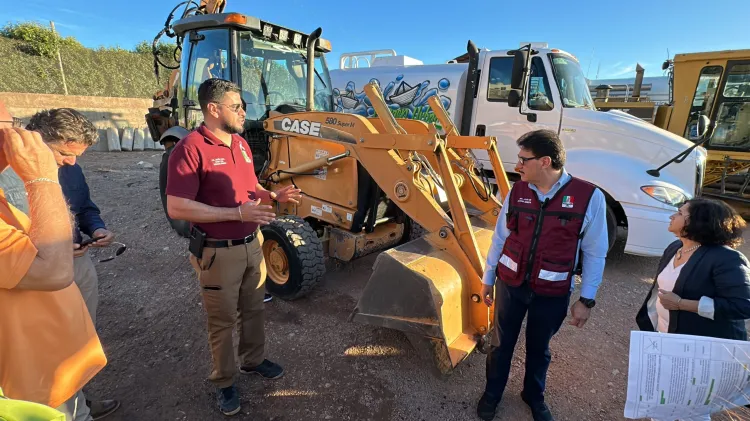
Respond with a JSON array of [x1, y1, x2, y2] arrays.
[[261, 215, 325, 300], [606, 205, 617, 253], [159, 141, 191, 238]]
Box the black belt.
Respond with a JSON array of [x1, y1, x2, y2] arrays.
[[204, 232, 257, 248]]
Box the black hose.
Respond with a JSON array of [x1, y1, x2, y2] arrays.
[[152, 1, 200, 80], [451, 160, 492, 202]]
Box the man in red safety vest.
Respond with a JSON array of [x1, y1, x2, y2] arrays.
[[477, 130, 610, 421]]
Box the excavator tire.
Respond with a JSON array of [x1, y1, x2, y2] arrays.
[[159, 142, 191, 238], [261, 215, 325, 300]]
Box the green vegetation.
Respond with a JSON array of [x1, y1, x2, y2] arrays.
[[0, 21, 179, 98]]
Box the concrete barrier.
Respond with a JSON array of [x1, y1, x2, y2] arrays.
[[144, 130, 156, 150], [107, 128, 121, 152], [121, 128, 134, 151], [133, 129, 145, 151]]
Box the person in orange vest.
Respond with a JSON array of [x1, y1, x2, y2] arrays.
[[0, 105, 107, 420], [477, 129, 609, 421]]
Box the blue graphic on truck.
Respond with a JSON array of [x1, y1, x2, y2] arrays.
[[333, 75, 453, 130]]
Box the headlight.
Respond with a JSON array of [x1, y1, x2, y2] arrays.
[[641, 185, 689, 206]]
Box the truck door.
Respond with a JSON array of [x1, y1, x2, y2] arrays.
[[472, 52, 562, 171]]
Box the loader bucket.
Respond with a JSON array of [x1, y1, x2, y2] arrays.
[[351, 216, 496, 377]]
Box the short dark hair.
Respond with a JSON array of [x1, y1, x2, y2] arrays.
[[25, 108, 98, 146], [198, 78, 241, 112], [682, 198, 745, 248], [516, 129, 566, 170]]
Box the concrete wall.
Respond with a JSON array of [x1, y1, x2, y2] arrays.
[[0, 92, 157, 152], [0, 92, 153, 130]]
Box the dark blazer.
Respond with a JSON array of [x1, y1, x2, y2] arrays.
[[636, 239, 750, 341]]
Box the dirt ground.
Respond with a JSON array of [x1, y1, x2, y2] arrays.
[[77, 151, 750, 421]]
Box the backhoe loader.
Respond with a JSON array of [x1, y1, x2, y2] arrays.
[[145, 1, 512, 376]]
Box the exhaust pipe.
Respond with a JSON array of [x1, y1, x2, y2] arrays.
[[306, 27, 323, 111], [633, 63, 645, 99]]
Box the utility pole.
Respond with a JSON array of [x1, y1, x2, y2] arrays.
[[50, 21, 68, 95]]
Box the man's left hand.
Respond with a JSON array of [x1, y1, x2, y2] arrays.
[[272, 185, 302, 204], [91, 228, 115, 247], [568, 301, 591, 328]]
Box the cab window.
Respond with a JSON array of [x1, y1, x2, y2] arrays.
[[528, 57, 554, 111], [684, 66, 722, 139], [487, 57, 513, 101], [709, 62, 750, 148]]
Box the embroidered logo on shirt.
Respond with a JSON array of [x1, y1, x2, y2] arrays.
[[238, 143, 252, 164], [562, 195, 574, 208], [212, 157, 227, 166], [518, 197, 532, 204]]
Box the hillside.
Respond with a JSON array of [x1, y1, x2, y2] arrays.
[[0, 36, 176, 98]]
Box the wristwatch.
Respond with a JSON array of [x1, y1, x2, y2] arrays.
[[579, 297, 596, 308]]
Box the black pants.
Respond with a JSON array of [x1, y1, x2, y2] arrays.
[[484, 281, 571, 403]]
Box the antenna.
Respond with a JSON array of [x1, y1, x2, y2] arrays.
[[595, 62, 601, 80], [586, 48, 595, 79]]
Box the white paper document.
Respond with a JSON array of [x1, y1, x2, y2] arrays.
[[625, 331, 750, 419]]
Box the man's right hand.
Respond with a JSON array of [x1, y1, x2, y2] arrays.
[[0, 128, 59, 182], [238, 199, 276, 225], [481, 284, 495, 307]]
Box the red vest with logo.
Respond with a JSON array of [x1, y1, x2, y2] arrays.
[[495, 176, 596, 296]]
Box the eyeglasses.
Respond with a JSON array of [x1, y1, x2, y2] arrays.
[[517, 155, 542, 165], [213, 102, 245, 113], [0, 118, 23, 128], [94, 242, 127, 262]]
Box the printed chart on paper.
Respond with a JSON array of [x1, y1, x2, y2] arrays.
[[625, 331, 750, 419]]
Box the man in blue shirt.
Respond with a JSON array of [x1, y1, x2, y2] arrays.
[[477, 130, 609, 421], [26, 108, 120, 421]]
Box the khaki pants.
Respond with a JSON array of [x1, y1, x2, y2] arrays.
[[189, 231, 267, 388], [74, 251, 99, 326]]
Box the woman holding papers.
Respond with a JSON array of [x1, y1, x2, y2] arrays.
[[637, 197, 750, 339], [636, 198, 750, 420]]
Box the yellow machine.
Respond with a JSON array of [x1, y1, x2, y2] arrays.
[[145, 2, 512, 376], [595, 50, 750, 202], [657, 50, 750, 200]]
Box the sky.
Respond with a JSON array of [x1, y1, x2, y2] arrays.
[[2, 0, 748, 80]]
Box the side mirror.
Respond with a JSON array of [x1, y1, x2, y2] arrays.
[[511, 50, 528, 90], [508, 90, 521, 108], [689, 114, 710, 141]]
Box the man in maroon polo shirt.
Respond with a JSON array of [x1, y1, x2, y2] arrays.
[[165, 78, 301, 416]]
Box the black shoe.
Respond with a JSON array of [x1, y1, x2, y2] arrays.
[[86, 399, 120, 420], [264, 293, 273, 303], [216, 385, 241, 416], [476, 392, 500, 421], [520, 391, 554, 421], [239, 359, 284, 379]]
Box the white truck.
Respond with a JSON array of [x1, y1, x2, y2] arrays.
[[329, 42, 707, 257]]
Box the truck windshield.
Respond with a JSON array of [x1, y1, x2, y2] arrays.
[[238, 32, 333, 120], [550, 53, 595, 110]]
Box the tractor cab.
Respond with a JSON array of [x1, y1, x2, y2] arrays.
[[658, 51, 750, 201], [145, 6, 334, 238], [146, 10, 334, 154]]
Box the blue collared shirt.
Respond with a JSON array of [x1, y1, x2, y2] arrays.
[[59, 163, 107, 244], [482, 169, 609, 299]]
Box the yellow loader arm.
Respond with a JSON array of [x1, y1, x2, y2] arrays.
[[263, 82, 510, 376]]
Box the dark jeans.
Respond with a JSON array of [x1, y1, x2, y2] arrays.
[[484, 281, 571, 403]]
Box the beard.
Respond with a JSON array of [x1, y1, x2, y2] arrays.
[[222, 119, 244, 135]]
